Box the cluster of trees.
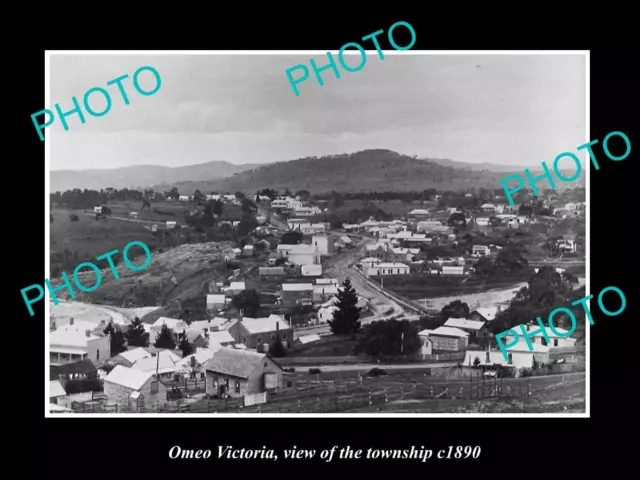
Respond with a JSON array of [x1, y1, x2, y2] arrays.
[[487, 266, 583, 339], [473, 245, 534, 279], [51, 187, 154, 210], [103, 317, 196, 358]]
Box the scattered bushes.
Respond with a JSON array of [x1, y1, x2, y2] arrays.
[[367, 367, 387, 377], [308, 368, 322, 374], [69, 214, 79, 222]]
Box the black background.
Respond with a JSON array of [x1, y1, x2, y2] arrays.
[[16, 10, 636, 477]]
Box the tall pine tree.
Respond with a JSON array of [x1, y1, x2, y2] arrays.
[[328, 277, 361, 335], [103, 322, 126, 356], [154, 324, 176, 349], [178, 333, 194, 357], [124, 317, 150, 348]]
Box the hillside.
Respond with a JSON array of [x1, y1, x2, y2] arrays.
[[50, 161, 262, 192], [152, 150, 524, 195]]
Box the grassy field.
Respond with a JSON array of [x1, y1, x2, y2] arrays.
[[377, 273, 526, 300], [50, 208, 159, 275], [288, 335, 359, 358]]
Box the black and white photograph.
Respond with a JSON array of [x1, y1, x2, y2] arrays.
[[45, 51, 588, 416]]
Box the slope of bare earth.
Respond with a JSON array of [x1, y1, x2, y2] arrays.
[[53, 241, 238, 309]]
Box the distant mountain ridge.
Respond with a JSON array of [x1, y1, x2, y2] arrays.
[[151, 149, 532, 195], [50, 161, 263, 192]]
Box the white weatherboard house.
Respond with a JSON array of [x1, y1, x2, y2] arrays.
[[503, 325, 577, 349], [49, 319, 111, 366], [103, 365, 168, 405]]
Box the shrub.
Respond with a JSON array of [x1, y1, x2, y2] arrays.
[[69, 214, 79, 222], [284, 367, 296, 372], [367, 367, 387, 377], [308, 368, 322, 374]]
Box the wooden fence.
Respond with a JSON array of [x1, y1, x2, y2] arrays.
[[69, 372, 553, 414]]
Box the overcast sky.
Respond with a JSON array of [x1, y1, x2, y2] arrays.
[[49, 53, 586, 171]]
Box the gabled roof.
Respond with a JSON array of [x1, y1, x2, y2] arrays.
[[444, 318, 486, 331], [419, 326, 470, 338], [117, 347, 152, 364], [473, 307, 499, 321], [282, 283, 313, 291], [239, 315, 290, 334], [203, 347, 270, 379], [50, 380, 67, 398], [131, 350, 182, 374], [208, 330, 236, 344], [104, 365, 153, 390]]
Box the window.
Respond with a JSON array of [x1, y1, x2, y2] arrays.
[[508, 353, 513, 364], [150, 380, 158, 394], [200, 372, 205, 380], [235, 381, 240, 393], [96, 350, 100, 360], [554, 339, 558, 347], [264, 362, 268, 367], [287, 381, 293, 388]]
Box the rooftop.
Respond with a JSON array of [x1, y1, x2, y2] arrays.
[[240, 315, 291, 334], [444, 318, 486, 331], [419, 326, 470, 338], [282, 283, 314, 292], [203, 347, 268, 379], [105, 365, 154, 390]]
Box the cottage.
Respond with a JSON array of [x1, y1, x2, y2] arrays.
[[243, 244, 255, 257], [470, 307, 499, 323], [363, 262, 410, 276], [103, 365, 168, 407], [50, 319, 111, 366], [443, 318, 489, 343], [259, 266, 286, 280], [276, 244, 295, 258], [317, 305, 338, 324], [472, 245, 490, 257], [503, 325, 577, 349], [207, 329, 236, 346], [129, 211, 138, 219], [204, 347, 284, 398], [301, 264, 323, 277], [184, 330, 208, 349], [464, 344, 550, 369], [227, 282, 246, 296], [481, 203, 496, 212], [110, 347, 153, 367], [271, 197, 303, 210], [206, 294, 227, 312], [418, 326, 469, 352], [287, 244, 321, 266], [165, 220, 177, 230], [130, 350, 183, 382], [294, 206, 321, 216], [93, 205, 103, 213], [313, 284, 339, 303], [179, 195, 190, 202], [188, 317, 230, 334], [475, 217, 490, 226], [176, 346, 222, 380], [228, 315, 293, 350], [442, 265, 464, 276], [281, 283, 314, 306], [316, 278, 339, 285]]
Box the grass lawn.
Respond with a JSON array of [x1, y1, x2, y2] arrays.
[[288, 335, 358, 358], [377, 273, 526, 300], [50, 208, 159, 275]]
